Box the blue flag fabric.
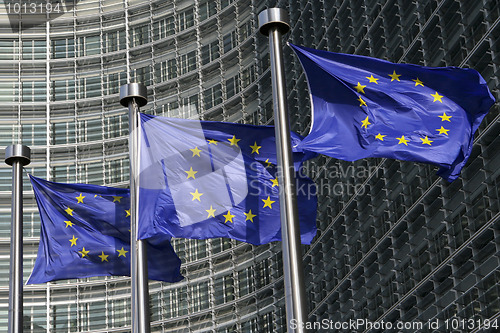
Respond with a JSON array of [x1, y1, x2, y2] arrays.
[[28, 175, 183, 284], [137, 113, 318, 245], [289, 44, 495, 181]]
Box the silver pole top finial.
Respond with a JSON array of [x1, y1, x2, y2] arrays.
[[5, 145, 31, 166], [258, 8, 290, 36], [120, 83, 148, 107]]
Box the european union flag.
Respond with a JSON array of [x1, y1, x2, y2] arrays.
[[290, 44, 495, 181], [138, 113, 318, 245], [28, 176, 183, 284]]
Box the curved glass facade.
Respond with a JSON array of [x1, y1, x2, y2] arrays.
[[0, 0, 498, 332], [0, 0, 280, 331]]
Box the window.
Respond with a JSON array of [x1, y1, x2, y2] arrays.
[[225, 75, 240, 99], [164, 100, 180, 118], [22, 81, 46, 102], [104, 114, 127, 139], [190, 282, 210, 312], [238, 267, 254, 296], [104, 72, 127, 95], [178, 8, 194, 31], [77, 162, 104, 185], [0, 39, 19, 60], [22, 123, 46, 146], [153, 16, 175, 40], [201, 40, 220, 65], [78, 35, 100, 56], [180, 94, 199, 118], [203, 84, 222, 110], [52, 164, 76, 183], [155, 58, 177, 82], [133, 66, 151, 86], [22, 40, 46, 60], [199, 1, 216, 21], [239, 20, 252, 41], [103, 30, 126, 53], [131, 25, 150, 47], [255, 259, 270, 289], [79, 76, 101, 99], [51, 122, 76, 145], [241, 64, 257, 89], [214, 275, 235, 305], [52, 38, 75, 58], [180, 51, 197, 74], [223, 31, 237, 53], [52, 79, 76, 101], [163, 286, 188, 317], [221, 0, 235, 9], [0, 81, 19, 102], [106, 159, 128, 184]]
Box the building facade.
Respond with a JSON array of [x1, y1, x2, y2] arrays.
[[0, 0, 498, 332]]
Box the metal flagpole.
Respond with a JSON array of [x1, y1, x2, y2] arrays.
[[120, 83, 151, 333], [5, 144, 31, 333], [258, 8, 309, 333]]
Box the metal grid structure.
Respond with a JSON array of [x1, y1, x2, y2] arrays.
[[286, 0, 500, 332], [0, 0, 497, 332]]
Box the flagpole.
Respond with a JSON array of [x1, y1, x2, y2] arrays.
[[120, 83, 151, 333], [5, 144, 31, 333], [258, 8, 309, 332]]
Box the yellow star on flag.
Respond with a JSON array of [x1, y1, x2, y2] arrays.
[[264, 159, 273, 167], [361, 116, 371, 129], [112, 196, 123, 203], [76, 193, 85, 203], [366, 75, 379, 84], [190, 146, 202, 157], [250, 141, 262, 154], [223, 211, 235, 223], [438, 112, 452, 122], [207, 139, 218, 145], [206, 205, 216, 218], [65, 207, 74, 216], [117, 247, 128, 257], [64, 220, 74, 228], [397, 135, 409, 146], [244, 209, 256, 223], [125, 209, 130, 217], [262, 196, 275, 209], [228, 135, 240, 147], [358, 96, 367, 107], [98, 251, 109, 262], [388, 70, 401, 81], [420, 136, 433, 145], [69, 235, 78, 247], [190, 189, 203, 201], [79, 247, 90, 258], [413, 78, 424, 87], [375, 133, 386, 141], [271, 178, 279, 187], [436, 126, 449, 135], [354, 82, 366, 94], [185, 167, 198, 180], [431, 91, 444, 103]]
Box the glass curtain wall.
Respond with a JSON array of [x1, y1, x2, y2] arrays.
[[0, 0, 499, 332]]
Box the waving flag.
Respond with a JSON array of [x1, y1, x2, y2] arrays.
[[289, 44, 495, 181], [28, 175, 183, 284], [138, 113, 318, 245]]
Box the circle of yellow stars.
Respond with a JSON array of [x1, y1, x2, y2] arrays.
[[182, 136, 280, 225], [354, 70, 451, 147], [64, 192, 131, 262]]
